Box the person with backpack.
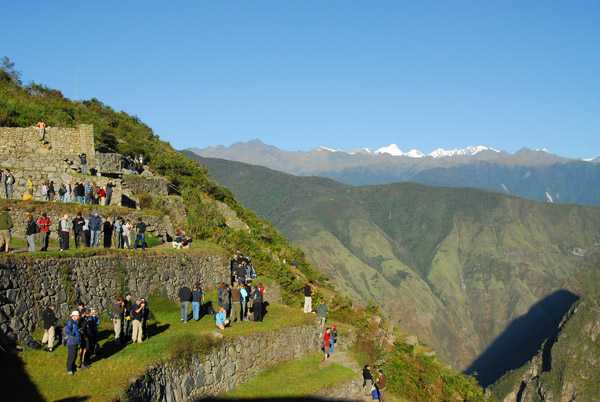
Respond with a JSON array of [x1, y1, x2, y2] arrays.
[[41, 304, 57, 352], [65, 310, 81, 375], [58, 183, 67, 202], [323, 327, 331, 363], [36, 212, 51, 251]]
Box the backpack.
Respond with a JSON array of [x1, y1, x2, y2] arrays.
[[8, 174, 14, 185], [58, 187, 66, 196]]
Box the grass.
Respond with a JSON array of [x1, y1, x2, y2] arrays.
[[0, 292, 315, 402], [223, 353, 355, 399]]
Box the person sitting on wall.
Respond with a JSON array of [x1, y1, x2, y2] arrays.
[[172, 228, 185, 249], [215, 306, 230, 330]]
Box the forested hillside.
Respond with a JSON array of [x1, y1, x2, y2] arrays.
[[192, 154, 600, 386]]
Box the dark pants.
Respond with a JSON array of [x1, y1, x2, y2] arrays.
[[254, 302, 263, 322], [134, 234, 145, 250], [106, 192, 112, 205], [67, 344, 78, 372], [60, 231, 69, 250], [74, 230, 86, 249]]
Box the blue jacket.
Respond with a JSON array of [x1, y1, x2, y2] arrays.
[[65, 318, 81, 346], [89, 215, 102, 231], [215, 311, 227, 325]]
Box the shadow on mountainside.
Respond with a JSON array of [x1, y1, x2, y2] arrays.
[[0, 350, 47, 402], [465, 289, 579, 387], [197, 399, 357, 402]]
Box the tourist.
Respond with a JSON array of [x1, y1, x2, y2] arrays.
[[235, 260, 247, 285], [25, 213, 37, 252], [221, 284, 230, 316], [123, 219, 132, 250], [245, 280, 253, 320], [97, 185, 106, 205], [37, 212, 51, 251], [72, 212, 86, 249], [330, 324, 338, 354], [134, 217, 146, 251], [41, 303, 57, 352], [103, 216, 113, 248], [239, 282, 247, 321], [0, 206, 13, 253], [377, 369, 387, 402], [112, 297, 124, 344], [251, 285, 263, 322], [131, 298, 145, 343], [316, 299, 328, 328], [122, 292, 133, 341], [40, 181, 48, 201], [106, 179, 115, 205], [141, 297, 150, 339], [230, 282, 242, 323], [59, 213, 70, 251], [78, 308, 94, 369], [5, 169, 14, 199], [75, 181, 85, 204], [91, 181, 98, 205], [192, 284, 203, 321], [47, 181, 56, 202], [114, 217, 123, 249], [84, 181, 92, 204], [178, 283, 192, 323], [79, 153, 87, 176], [363, 365, 373, 396], [64, 182, 72, 203], [323, 327, 331, 363], [89, 211, 101, 248], [215, 306, 230, 330], [58, 183, 66, 202], [65, 311, 81, 375], [27, 175, 34, 196], [303, 280, 314, 313], [37, 120, 47, 140], [173, 228, 185, 249]]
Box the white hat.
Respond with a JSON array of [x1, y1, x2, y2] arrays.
[[71, 311, 80, 316]]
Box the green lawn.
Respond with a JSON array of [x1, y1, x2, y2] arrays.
[[0, 292, 315, 402], [223, 353, 356, 399]]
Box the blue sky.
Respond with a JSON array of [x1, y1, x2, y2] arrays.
[[1, 1, 599, 158]]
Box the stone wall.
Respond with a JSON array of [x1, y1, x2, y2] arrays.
[[123, 175, 171, 196], [124, 325, 323, 402], [0, 124, 96, 170], [0, 253, 229, 346]]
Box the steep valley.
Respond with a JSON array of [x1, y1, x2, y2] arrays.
[[190, 154, 600, 386]]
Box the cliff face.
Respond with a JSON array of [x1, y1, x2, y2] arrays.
[[488, 276, 600, 402]]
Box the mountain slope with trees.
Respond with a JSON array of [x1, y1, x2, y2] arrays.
[[190, 154, 600, 386]]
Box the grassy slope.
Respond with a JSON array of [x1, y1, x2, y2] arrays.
[[192, 155, 600, 373]]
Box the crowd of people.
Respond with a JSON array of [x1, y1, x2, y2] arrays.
[[0, 206, 152, 253], [20, 176, 118, 206]]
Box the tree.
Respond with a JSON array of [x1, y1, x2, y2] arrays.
[[1, 56, 22, 85]]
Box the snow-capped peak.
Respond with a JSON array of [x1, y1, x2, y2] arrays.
[[375, 144, 404, 156], [317, 146, 342, 153], [429, 145, 496, 158]]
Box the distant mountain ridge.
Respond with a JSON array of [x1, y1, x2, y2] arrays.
[[189, 140, 600, 205]]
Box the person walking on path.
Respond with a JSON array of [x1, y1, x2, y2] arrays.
[[316, 299, 328, 328], [376, 369, 387, 402], [41, 304, 57, 351], [134, 218, 146, 251], [330, 324, 338, 354], [25, 214, 37, 252], [0, 206, 13, 253], [178, 283, 192, 323], [323, 327, 331, 363], [65, 311, 81, 375], [303, 280, 314, 313], [37, 120, 46, 140]]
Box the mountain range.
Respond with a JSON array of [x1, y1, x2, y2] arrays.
[[185, 152, 600, 388], [189, 140, 600, 205]]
